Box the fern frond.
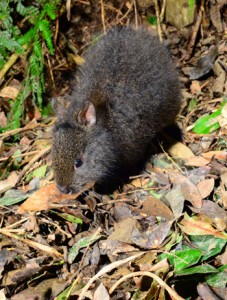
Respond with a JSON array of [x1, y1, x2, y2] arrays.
[[17, 27, 37, 45], [43, 3, 57, 20], [0, 30, 24, 53], [39, 19, 54, 54], [16, 2, 39, 19]]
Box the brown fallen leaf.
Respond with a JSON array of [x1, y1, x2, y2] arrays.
[[99, 240, 137, 256], [197, 178, 215, 199], [165, 185, 185, 218], [202, 150, 227, 160], [140, 196, 174, 221], [168, 171, 202, 208], [18, 182, 94, 213], [179, 213, 227, 239], [108, 217, 137, 244], [0, 172, 19, 194], [184, 156, 211, 167], [197, 283, 220, 300]]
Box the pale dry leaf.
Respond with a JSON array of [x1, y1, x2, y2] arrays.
[[184, 156, 211, 167], [197, 178, 215, 199], [190, 80, 201, 95], [168, 142, 195, 159], [0, 112, 7, 127], [202, 151, 227, 160], [165, 185, 184, 218], [93, 283, 110, 300], [222, 103, 227, 119], [0, 172, 19, 194], [0, 86, 19, 99]]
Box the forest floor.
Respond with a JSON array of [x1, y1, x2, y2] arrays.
[[0, 1, 226, 300]]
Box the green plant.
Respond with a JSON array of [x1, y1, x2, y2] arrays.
[[0, 0, 59, 130]]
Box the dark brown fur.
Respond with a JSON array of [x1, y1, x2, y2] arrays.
[[52, 27, 181, 194]]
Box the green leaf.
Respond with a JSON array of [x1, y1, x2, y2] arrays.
[[167, 248, 202, 271], [192, 101, 227, 134], [147, 15, 157, 25], [190, 235, 227, 261], [68, 233, 102, 264], [0, 190, 29, 206], [176, 264, 218, 276], [206, 266, 227, 288], [188, 98, 197, 112], [26, 165, 47, 182], [188, 0, 195, 15], [51, 211, 83, 224]]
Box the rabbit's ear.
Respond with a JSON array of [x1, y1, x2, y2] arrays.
[[78, 102, 96, 126], [52, 96, 71, 120]]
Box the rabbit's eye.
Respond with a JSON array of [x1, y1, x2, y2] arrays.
[[74, 159, 83, 169]]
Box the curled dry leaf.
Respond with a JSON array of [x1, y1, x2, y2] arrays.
[[18, 182, 94, 213]]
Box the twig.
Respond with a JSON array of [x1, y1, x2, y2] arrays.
[[66, 0, 71, 21], [133, 0, 138, 29], [184, 0, 205, 60], [109, 271, 185, 300], [0, 44, 28, 80], [159, 0, 166, 22], [0, 150, 41, 162], [100, 0, 106, 33], [78, 252, 145, 300], [0, 229, 63, 258], [154, 0, 162, 42], [16, 145, 51, 184]]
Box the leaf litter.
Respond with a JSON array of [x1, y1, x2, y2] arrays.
[[0, 1, 227, 299]]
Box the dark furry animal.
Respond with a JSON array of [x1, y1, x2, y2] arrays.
[[52, 27, 181, 194]]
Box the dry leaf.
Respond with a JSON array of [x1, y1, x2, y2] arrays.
[[190, 200, 227, 221], [18, 182, 93, 213], [108, 218, 137, 244], [165, 185, 184, 218], [168, 142, 195, 159], [131, 220, 173, 249], [202, 151, 227, 160], [179, 213, 227, 239], [197, 178, 215, 198], [168, 172, 202, 208], [140, 196, 174, 220], [184, 156, 211, 167], [94, 283, 110, 300], [0, 112, 7, 128], [190, 80, 201, 95], [0, 86, 19, 99], [0, 172, 19, 194]]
